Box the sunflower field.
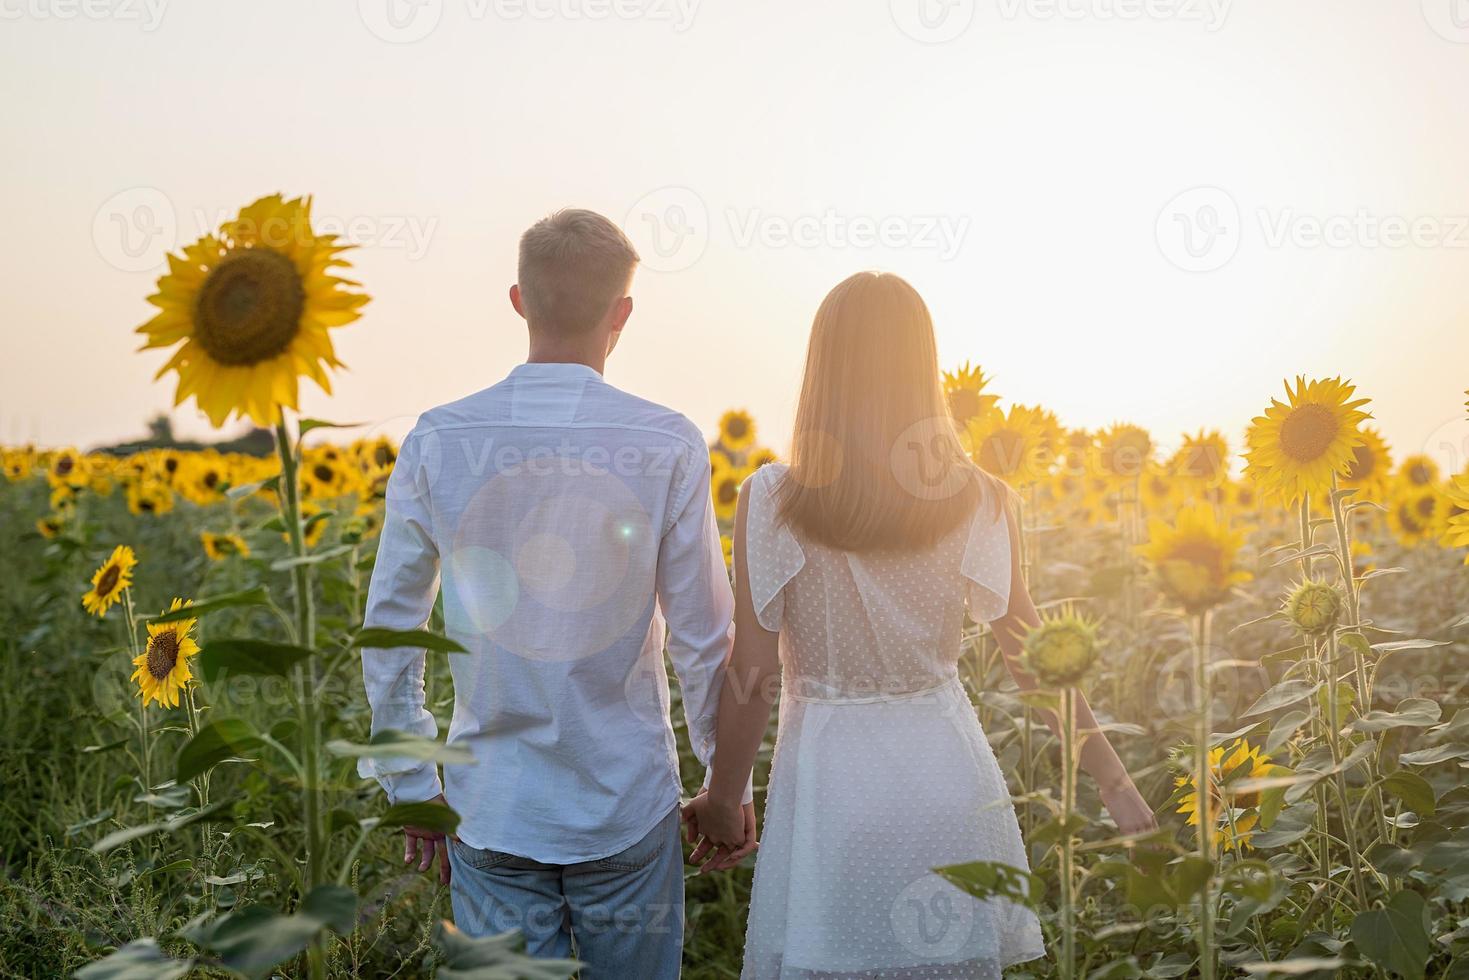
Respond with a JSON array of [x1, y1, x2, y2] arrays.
[[2, 195, 1468, 979]]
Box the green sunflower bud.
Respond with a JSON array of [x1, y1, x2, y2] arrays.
[[1284, 580, 1342, 636], [1021, 610, 1101, 689]]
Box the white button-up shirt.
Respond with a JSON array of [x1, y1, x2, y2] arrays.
[[359, 361, 735, 864]]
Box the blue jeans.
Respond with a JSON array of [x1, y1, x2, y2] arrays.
[[447, 806, 684, 978]]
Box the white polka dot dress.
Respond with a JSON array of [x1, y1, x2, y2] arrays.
[[739, 465, 1045, 980]]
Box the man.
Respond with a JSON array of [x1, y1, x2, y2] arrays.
[[359, 209, 754, 976]]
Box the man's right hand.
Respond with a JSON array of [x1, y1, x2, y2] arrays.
[[683, 792, 758, 873], [403, 793, 454, 886]]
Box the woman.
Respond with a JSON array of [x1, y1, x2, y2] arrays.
[[684, 272, 1157, 979]]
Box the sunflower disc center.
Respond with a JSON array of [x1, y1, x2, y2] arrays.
[[147, 632, 181, 680], [194, 248, 306, 366], [95, 564, 121, 597], [1346, 444, 1374, 481], [1278, 403, 1339, 463]]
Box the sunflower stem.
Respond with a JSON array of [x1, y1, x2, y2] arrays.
[[275, 420, 327, 980], [122, 589, 150, 792], [1192, 611, 1216, 980], [1058, 685, 1078, 980]]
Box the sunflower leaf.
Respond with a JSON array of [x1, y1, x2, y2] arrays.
[[270, 544, 353, 571], [1381, 771, 1436, 817], [377, 800, 462, 836], [1350, 889, 1431, 980], [74, 939, 194, 980], [176, 718, 263, 783], [298, 418, 364, 437], [149, 587, 272, 624], [325, 729, 475, 765], [198, 639, 317, 682], [350, 628, 468, 654], [1242, 680, 1321, 718]]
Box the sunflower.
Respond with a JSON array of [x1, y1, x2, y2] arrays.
[[301, 451, 352, 499], [1441, 473, 1469, 560], [712, 467, 747, 522], [718, 410, 757, 452], [1059, 429, 1094, 476], [46, 448, 88, 489], [1243, 377, 1371, 504], [963, 405, 1057, 486], [127, 480, 175, 517], [131, 599, 200, 709], [1175, 738, 1276, 852], [1022, 607, 1100, 688], [1172, 430, 1230, 489], [179, 453, 229, 505], [82, 545, 137, 617], [1341, 425, 1393, 501], [201, 531, 250, 561], [3, 450, 33, 481], [1138, 504, 1251, 613], [137, 194, 370, 428], [1282, 579, 1342, 636], [1096, 424, 1153, 483], [942, 362, 1000, 428], [747, 446, 779, 469], [1140, 463, 1178, 515], [353, 436, 398, 474], [1387, 485, 1441, 547], [35, 514, 65, 539], [1397, 454, 1439, 489], [710, 448, 733, 482]]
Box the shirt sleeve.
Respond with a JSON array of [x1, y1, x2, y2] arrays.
[[358, 428, 445, 804], [655, 441, 751, 804]]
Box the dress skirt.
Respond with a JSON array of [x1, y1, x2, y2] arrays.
[[741, 676, 1046, 980]]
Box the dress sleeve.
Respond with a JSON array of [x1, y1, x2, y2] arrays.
[[741, 465, 805, 632], [962, 499, 1012, 623]]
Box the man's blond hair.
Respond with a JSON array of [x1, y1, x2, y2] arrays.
[[517, 209, 640, 336]]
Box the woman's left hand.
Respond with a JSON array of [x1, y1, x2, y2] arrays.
[[683, 791, 758, 872], [1099, 780, 1158, 838]]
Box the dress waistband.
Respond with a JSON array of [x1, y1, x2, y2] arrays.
[[785, 675, 962, 705]]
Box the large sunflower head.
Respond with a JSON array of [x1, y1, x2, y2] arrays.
[[46, 448, 88, 489], [1175, 737, 1275, 852], [137, 194, 369, 428], [711, 466, 749, 522], [962, 405, 1057, 487], [82, 545, 138, 618], [131, 599, 200, 709], [1397, 454, 1440, 489], [3, 449, 34, 481], [1138, 504, 1252, 613], [942, 362, 1000, 429], [1441, 473, 1469, 559], [1243, 377, 1371, 504], [1172, 430, 1231, 489], [127, 479, 175, 517], [1387, 484, 1441, 547], [717, 410, 757, 452]]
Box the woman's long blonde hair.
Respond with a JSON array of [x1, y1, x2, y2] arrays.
[[777, 271, 1006, 552]]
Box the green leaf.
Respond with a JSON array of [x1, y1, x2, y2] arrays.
[[1350, 698, 1442, 734], [1239, 959, 1349, 976], [378, 800, 462, 836], [1265, 710, 1310, 755], [325, 729, 475, 765], [351, 627, 468, 654], [181, 885, 358, 979], [148, 587, 271, 624], [177, 718, 262, 783], [433, 921, 580, 980], [270, 544, 353, 571], [932, 859, 1045, 908], [198, 639, 316, 682], [1350, 890, 1430, 980], [1242, 680, 1320, 718], [1371, 638, 1450, 654], [91, 800, 230, 854], [74, 939, 193, 980], [1382, 771, 1437, 817], [298, 418, 364, 437], [226, 475, 278, 500]]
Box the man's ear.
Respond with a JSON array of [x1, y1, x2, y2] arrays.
[[605, 296, 633, 357], [509, 284, 526, 320]]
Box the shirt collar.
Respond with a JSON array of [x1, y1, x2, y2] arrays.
[[509, 361, 604, 381]]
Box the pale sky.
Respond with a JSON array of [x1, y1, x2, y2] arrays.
[[3, 0, 1468, 470]]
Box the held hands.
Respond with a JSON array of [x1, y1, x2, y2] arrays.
[[1099, 779, 1158, 838], [682, 791, 758, 873], [402, 793, 454, 886]]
